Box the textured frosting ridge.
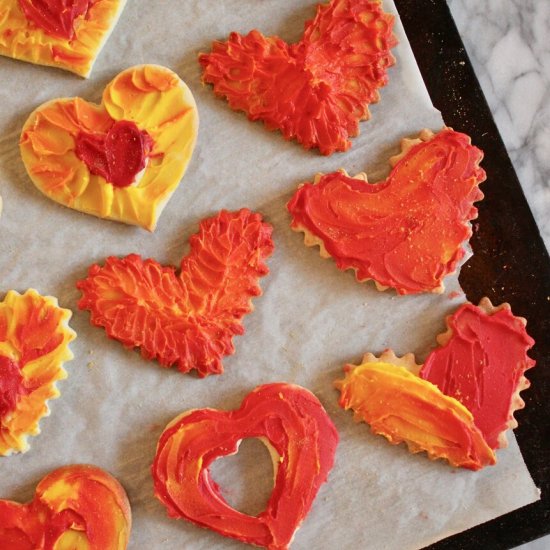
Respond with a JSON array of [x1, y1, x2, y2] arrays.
[[287, 128, 486, 294], [200, 0, 397, 155], [0, 289, 75, 456], [152, 383, 338, 549], [0, 464, 131, 549], [20, 65, 199, 230], [77, 209, 274, 376]]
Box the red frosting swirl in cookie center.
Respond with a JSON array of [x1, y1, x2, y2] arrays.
[[75, 120, 154, 188]]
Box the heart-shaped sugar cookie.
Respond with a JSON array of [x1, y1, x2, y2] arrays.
[[0, 0, 127, 76], [0, 289, 75, 456], [199, 0, 397, 155], [77, 209, 274, 376], [20, 65, 199, 231], [0, 464, 131, 549], [152, 383, 338, 549], [335, 299, 535, 470], [287, 128, 486, 294]]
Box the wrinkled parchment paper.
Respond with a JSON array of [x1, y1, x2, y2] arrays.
[[0, 1, 540, 548]]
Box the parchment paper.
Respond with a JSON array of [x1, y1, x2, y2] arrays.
[[0, 1, 540, 548]]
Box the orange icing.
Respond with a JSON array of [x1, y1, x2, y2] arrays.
[[287, 128, 486, 294], [152, 383, 338, 549], [199, 0, 397, 155], [20, 65, 199, 231], [0, 0, 126, 76], [335, 361, 496, 470], [0, 289, 75, 456], [420, 302, 535, 449], [0, 464, 131, 549], [77, 209, 274, 377]]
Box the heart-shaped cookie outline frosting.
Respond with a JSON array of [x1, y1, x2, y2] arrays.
[[287, 128, 486, 294], [0, 0, 127, 77], [20, 64, 199, 231], [152, 383, 338, 549], [0, 464, 131, 548], [0, 289, 76, 457]]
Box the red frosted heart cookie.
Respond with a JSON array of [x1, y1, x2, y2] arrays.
[[20, 65, 199, 231], [152, 383, 338, 549], [77, 209, 274, 377], [0, 464, 131, 549], [0, 0, 127, 76], [0, 289, 75, 456], [335, 299, 535, 470], [199, 0, 397, 155], [287, 128, 486, 294]]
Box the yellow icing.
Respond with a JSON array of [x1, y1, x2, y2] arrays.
[[335, 361, 496, 470], [0, 0, 126, 77], [20, 65, 199, 231], [0, 289, 76, 456]]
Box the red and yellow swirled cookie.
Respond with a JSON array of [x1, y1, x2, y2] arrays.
[[20, 65, 199, 231], [287, 128, 486, 294], [152, 383, 338, 549], [77, 209, 274, 377], [0, 289, 75, 456], [199, 0, 397, 155], [0, 0, 127, 76], [335, 299, 535, 470], [0, 464, 131, 548]]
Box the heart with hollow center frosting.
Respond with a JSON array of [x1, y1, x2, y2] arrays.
[[199, 0, 397, 155], [20, 65, 199, 231], [0, 289, 75, 456], [0, 464, 131, 549], [152, 383, 338, 549], [0, 0, 127, 76], [77, 209, 274, 376], [335, 298, 535, 470], [287, 128, 486, 294]]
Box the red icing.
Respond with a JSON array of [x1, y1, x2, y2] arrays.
[[18, 0, 91, 40], [199, 0, 397, 155], [420, 303, 535, 449], [75, 120, 154, 188], [77, 209, 274, 376], [0, 357, 25, 421], [152, 383, 338, 549], [287, 129, 486, 294]]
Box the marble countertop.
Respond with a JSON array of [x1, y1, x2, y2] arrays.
[[448, 0, 550, 253], [447, 2, 549, 548]]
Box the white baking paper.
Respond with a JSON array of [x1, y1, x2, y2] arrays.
[[0, 1, 540, 548]]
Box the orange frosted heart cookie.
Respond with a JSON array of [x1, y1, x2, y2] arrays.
[[152, 383, 338, 549], [0, 0, 127, 77], [199, 0, 397, 155], [0, 464, 131, 549], [77, 209, 274, 377], [335, 299, 534, 470], [0, 289, 75, 456], [287, 128, 486, 294], [20, 65, 199, 231]]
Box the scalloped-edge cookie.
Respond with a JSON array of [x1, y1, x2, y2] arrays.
[[335, 299, 535, 470], [0, 289, 76, 456], [287, 128, 486, 294]]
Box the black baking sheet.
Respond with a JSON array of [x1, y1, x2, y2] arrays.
[[394, 1, 550, 548]]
